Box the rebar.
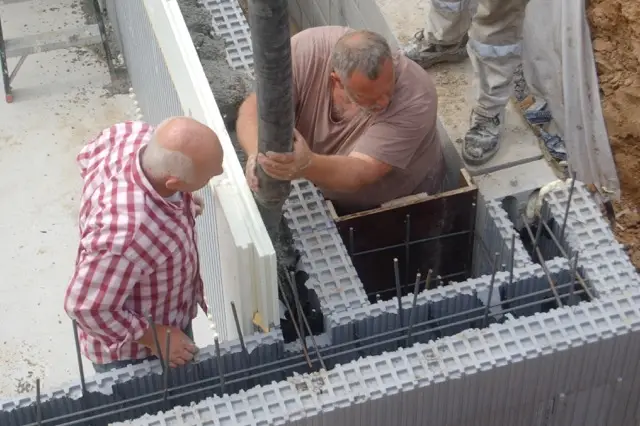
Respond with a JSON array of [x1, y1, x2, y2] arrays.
[[483, 253, 501, 326], [366, 270, 466, 299], [533, 217, 544, 252], [276, 276, 313, 368], [540, 220, 594, 300], [214, 337, 225, 394], [145, 315, 165, 371], [163, 329, 171, 403], [352, 229, 470, 257], [393, 258, 403, 327], [521, 214, 563, 307], [569, 251, 579, 304], [559, 171, 578, 246], [28, 281, 588, 426], [406, 271, 427, 346], [71, 320, 87, 396], [230, 302, 250, 366], [508, 232, 516, 286], [287, 272, 327, 370]]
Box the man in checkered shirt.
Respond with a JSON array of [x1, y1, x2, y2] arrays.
[[64, 117, 224, 373]]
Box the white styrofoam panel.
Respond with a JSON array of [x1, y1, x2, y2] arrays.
[[141, 0, 277, 338]]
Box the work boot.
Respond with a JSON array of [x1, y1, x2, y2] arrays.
[[462, 110, 502, 166], [401, 29, 469, 69]]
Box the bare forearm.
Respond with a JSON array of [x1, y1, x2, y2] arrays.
[[236, 93, 259, 157], [302, 154, 370, 193]]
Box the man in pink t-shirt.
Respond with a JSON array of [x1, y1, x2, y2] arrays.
[[236, 26, 445, 214]]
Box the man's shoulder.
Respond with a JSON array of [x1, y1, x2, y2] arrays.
[[78, 121, 153, 180], [382, 56, 437, 121]]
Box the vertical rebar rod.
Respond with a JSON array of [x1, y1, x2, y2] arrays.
[[286, 272, 304, 333], [276, 279, 313, 368], [0, 17, 13, 103], [521, 215, 563, 307], [214, 337, 225, 395], [287, 272, 327, 371], [163, 329, 171, 402], [36, 378, 42, 426], [393, 258, 403, 327], [230, 302, 251, 366], [145, 315, 165, 371], [508, 233, 516, 286], [71, 320, 87, 396], [348, 227, 355, 255], [540, 220, 594, 300], [289, 273, 304, 342], [404, 214, 411, 282], [532, 218, 544, 252], [559, 171, 578, 246], [406, 271, 429, 346], [569, 252, 579, 304], [483, 253, 501, 327], [90, 0, 116, 79]]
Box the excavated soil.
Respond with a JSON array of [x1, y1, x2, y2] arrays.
[[588, 0, 640, 266]]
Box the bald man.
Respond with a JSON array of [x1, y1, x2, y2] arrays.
[[238, 26, 445, 214], [64, 118, 223, 373]]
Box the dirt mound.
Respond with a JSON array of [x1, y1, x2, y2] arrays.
[[588, 0, 640, 266]]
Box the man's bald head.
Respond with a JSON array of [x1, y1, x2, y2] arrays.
[[331, 30, 392, 81], [330, 30, 395, 113], [143, 117, 224, 194]]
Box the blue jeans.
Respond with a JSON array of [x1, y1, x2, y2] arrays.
[[93, 322, 193, 374]]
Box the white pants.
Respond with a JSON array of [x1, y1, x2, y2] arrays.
[[427, 0, 529, 117]]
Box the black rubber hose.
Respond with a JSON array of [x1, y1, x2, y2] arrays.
[[247, 0, 294, 227]]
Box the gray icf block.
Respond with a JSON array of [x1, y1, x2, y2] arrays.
[[284, 180, 370, 313], [115, 287, 640, 426]]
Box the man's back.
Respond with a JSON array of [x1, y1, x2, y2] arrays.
[[291, 26, 445, 212], [66, 121, 203, 365]]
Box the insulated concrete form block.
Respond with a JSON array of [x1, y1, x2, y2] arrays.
[[327, 259, 572, 360], [118, 288, 640, 426], [577, 243, 640, 295], [0, 331, 285, 425], [542, 181, 617, 254], [199, 0, 254, 73], [474, 197, 531, 277], [284, 180, 370, 313]]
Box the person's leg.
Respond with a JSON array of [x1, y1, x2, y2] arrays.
[[462, 0, 529, 165], [402, 0, 472, 68]]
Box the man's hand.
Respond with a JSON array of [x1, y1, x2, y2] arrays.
[[192, 194, 204, 217], [245, 154, 259, 192], [257, 129, 313, 181], [141, 324, 198, 368]]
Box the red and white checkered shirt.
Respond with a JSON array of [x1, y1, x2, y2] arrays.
[[64, 121, 206, 365]]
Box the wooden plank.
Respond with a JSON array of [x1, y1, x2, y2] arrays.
[[333, 170, 478, 298]]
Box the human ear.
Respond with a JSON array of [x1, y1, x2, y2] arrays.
[[165, 176, 182, 191]]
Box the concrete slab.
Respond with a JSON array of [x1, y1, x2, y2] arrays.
[[474, 158, 558, 201], [375, 0, 543, 177], [0, 0, 136, 399]]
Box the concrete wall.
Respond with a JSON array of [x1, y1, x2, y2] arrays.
[[287, 0, 399, 49]]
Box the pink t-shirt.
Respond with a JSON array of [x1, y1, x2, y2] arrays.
[[292, 26, 445, 212]]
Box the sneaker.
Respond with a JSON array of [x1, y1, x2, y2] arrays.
[[462, 111, 502, 165], [401, 29, 469, 69]]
